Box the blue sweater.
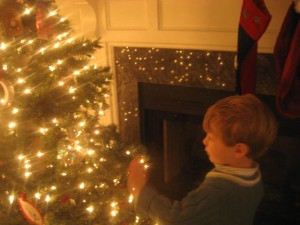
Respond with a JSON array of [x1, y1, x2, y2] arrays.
[[136, 164, 263, 225]]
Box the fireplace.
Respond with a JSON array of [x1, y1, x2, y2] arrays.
[[114, 46, 300, 224]]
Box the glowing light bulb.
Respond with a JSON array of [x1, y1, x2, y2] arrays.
[[87, 150, 95, 155], [24, 172, 31, 178], [49, 11, 57, 16], [12, 108, 19, 114], [79, 182, 85, 189], [18, 155, 25, 161], [79, 121, 85, 127], [39, 127, 48, 134], [18, 78, 25, 84], [9, 195, 15, 204], [24, 164, 31, 169], [0, 99, 6, 105], [24, 8, 32, 15], [40, 48, 46, 54], [76, 145, 82, 151], [0, 42, 6, 49], [8, 122, 16, 128], [49, 66, 56, 71], [86, 206, 94, 213], [51, 186, 57, 190], [35, 193, 41, 199], [128, 194, 134, 203], [37, 152, 44, 157], [24, 88, 31, 94], [66, 38, 74, 43], [113, 179, 119, 184], [69, 87, 76, 93], [135, 216, 140, 223], [45, 195, 51, 202], [111, 210, 118, 217]]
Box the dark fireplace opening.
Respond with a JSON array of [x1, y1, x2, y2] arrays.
[[138, 82, 300, 225], [141, 108, 213, 199]]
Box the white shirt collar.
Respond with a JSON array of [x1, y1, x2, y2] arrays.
[[214, 162, 259, 177]]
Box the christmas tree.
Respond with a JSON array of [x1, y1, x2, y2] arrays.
[[0, 1, 149, 224]]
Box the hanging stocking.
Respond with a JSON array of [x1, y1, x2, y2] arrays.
[[235, 0, 271, 95], [274, 2, 300, 118]]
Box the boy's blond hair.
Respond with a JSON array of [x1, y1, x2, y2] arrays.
[[203, 94, 278, 159]]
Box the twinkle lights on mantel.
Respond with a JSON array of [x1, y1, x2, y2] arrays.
[[114, 46, 277, 143]]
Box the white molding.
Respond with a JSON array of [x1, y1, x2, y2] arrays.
[[107, 41, 237, 51], [56, 0, 98, 37]]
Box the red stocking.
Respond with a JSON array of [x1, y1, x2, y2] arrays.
[[236, 0, 271, 95]]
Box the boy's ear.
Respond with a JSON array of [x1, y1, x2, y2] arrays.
[[234, 143, 250, 158]]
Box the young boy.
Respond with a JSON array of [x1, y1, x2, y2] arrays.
[[127, 94, 278, 225]]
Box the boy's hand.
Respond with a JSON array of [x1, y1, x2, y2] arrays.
[[127, 156, 149, 199]]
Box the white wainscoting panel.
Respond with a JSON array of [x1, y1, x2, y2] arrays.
[[105, 0, 147, 30], [158, 0, 242, 31]]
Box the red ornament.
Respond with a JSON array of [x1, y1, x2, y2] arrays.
[[18, 193, 44, 225], [36, 1, 56, 40], [60, 194, 70, 204]]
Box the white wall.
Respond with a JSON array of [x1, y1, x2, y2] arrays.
[[56, 0, 292, 126]]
